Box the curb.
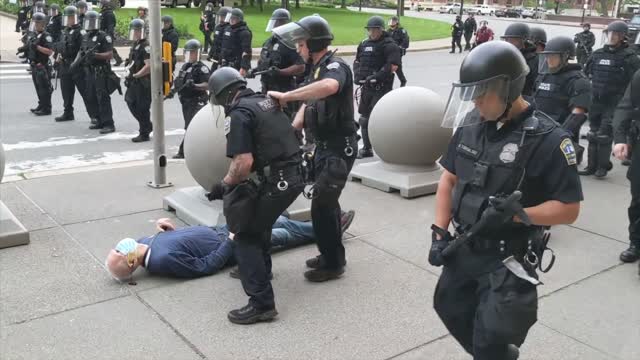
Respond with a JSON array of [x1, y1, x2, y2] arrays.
[[0, 10, 18, 20]]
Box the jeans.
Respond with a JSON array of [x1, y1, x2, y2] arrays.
[[271, 216, 315, 248]]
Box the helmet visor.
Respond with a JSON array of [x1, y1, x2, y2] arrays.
[[129, 28, 144, 41], [272, 22, 309, 49], [265, 19, 277, 32], [442, 76, 511, 128], [29, 21, 36, 32], [84, 17, 100, 31], [224, 13, 232, 23], [603, 30, 624, 46], [635, 32, 640, 45], [538, 53, 567, 74], [184, 49, 200, 63], [49, 8, 59, 17], [63, 15, 76, 28]]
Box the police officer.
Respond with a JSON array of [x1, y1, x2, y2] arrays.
[[501, 23, 538, 97], [613, 69, 640, 267], [161, 15, 179, 70], [387, 16, 409, 87], [76, 0, 88, 27], [124, 19, 152, 143], [168, 39, 210, 159], [269, 15, 359, 282], [54, 5, 98, 123], [27, 12, 54, 116], [200, 2, 215, 53], [207, 67, 303, 324], [463, 14, 477, 51], [47, 4, 63, 44], [529, 27, 546, 53], [353, 15, 401, 159], [249, 9, 304, 97], [221, 8, 252, 76], [535, 36, 592, 164], [135, 6, 150, 39], [574, 23, 595, 67], [99, 0, 122, 66], [451, 15, 463, 54], [74, 10, 116, 133], [16, 0, 32, 33], [207, 6, 231, 69], [431, 41, 583, 360], [582, 20, 640, 178]]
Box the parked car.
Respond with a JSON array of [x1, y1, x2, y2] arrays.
[[627, 15, 640, 43], [470, 5, 496, 16], [494, 8, 507, 17], [521, 8, 535, 18], [505, 8, 522, 18], [160, 0, 201, 7], [439, 3, 462, 14]]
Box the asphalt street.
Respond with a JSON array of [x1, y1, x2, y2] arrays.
[[0, 12, 603, 177]]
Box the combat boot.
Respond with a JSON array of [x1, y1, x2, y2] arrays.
[[131, 134, 150, 142], [357, 148, 374, 159], [30, 106, 41, 113], [33, 108, 51, 116], [99, 126, 115, 134], [54, 113, 74, 122], [578, 142, 597, 175], [506, 344, 520, 360], [620, 245, 640, 263], [594, 140, 613, 179], [227, 304, 277, 325], [304, 267, 345, 282]]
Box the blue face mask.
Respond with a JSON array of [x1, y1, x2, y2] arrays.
[[115, 238, 138, 256]]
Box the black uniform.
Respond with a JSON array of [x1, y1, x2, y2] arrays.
[[451, 19, 463, 53], [16, 5, 31, 33], [200, 9, 215, 53], [58, 24, 97, 118], [436, 106, 583, 359], [353, 33, 401, 152], [584, 44, 640, 174], [521, 45, 539, 96], [46, 13, 63, 43], [225, 89, 303, 310], [99, 4, 122, 64], [174, 61, 210, 155], [77, 13, 85, 29], [125, 40, 152, 138], [305, 52, 359, 270], [463, 17, 477, 51], [29, 30, 54, 112], [613, 70, 640, 258], [574, 30, 595, 66], [388, 26, 409, 86], [221, 21, 252, 71], [80, 29, 114, 129], [162, 25, 179, 69], [208, 22, 228, 67], [256, 36, 304, 93]]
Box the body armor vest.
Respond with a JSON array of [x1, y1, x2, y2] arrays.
[[258, 36, 295, 92], [61, 24, 83, 62], [81, 30, 109, 66], [176, 62, 208, 99], [534, 68, 584, 123], [231, 94, 301, 170], [221, 23, 249, 67], [354, 36, 394, 84], [591, 47, 630, 97], [30, 31, 51, 64], [128, 40, 149, 75]]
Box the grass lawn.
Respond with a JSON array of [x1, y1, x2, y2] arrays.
[[115, 5, 450, 48]]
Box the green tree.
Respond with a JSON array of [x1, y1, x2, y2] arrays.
[[600, 0, 609, 16]]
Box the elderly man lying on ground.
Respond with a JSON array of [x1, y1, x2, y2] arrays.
[[105, 211, 356, 281]]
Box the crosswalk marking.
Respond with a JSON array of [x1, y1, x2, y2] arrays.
[[0, 63, 127, 80]]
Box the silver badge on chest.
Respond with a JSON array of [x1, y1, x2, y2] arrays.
[[499, 143, 519, 163]]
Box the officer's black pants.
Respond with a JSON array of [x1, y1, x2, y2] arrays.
[[233, 177, 303, 309], [576, 49, 590, 67], [396, 62, 407, 85], [311, 140, 357, 269], [358, 85, 390, 150], [125, 80, 152, 136], [452, 36, 462, 52], [31, 64, 52, 111], [60, 66, 95, 117], [464, 32, 473, 50], [588, 95, 620, 169], [628, 144, 640, 247], [202, 30, 213, 52], [177, 97, 207, 155], [434, 246, 538, 360], [112, 47, 122, 64], [86, 67, 114, 128]]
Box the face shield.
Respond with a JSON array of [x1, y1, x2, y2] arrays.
[[63, 15, 76, 27], [538, 53, 567, 74], [49, 8, 59, 17], [84, 17, 99, 31], [129, 28, 144, 41], [388, 19, 398, 28], [33, 5, 44, 13], [635, 32, 640, 45], [29, 21, 36, 32], [184, 48, 200, 63], [224, 13, 232, 23], [366, 27, 383, 40], [442, 75, 512, 128], [603, 30, 624, 46], [205, 4, 214, 12], [266, 19, 285, 32], [272, 21, 310, 50]]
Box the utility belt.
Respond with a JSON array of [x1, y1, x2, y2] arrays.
[[30, 62, 49, 69], [316, 135, 357, 158], [258, 160, 303, 191]]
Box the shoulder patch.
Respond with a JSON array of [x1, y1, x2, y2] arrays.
[[45, 35, 52, 43], [560, 138, 577, 166], [402, 29, 406, 34], [224, 116, 231, 135], [145, 46, 151, 53], [92, 35, 97, 42], [105, 35, 112, 43], [81, 30, 86, 35], [326, 62, 340, 70], [201, 66, 209, 74]]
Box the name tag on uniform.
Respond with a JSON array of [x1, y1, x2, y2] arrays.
[[186, 67, 193, 73], [224, 31, 231, 36], [599, 59, 611, 66], [538, 83, 551, 91], [364, 46, 373, 52], [224, 116, 231, 135], [273, 43, 279, 51], [70, 29, 74, 34], [457, 143, 479, 157], [257, 98, 277, 111], [215, 31, 219, 35]]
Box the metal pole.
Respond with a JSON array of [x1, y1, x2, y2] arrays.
[[613, 0, 621, 18], [359, 0, 362, 12], [147, 0, 172, 189]]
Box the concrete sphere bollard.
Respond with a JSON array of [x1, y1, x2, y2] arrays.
[[183, 105, 231, 191], [369, 86, 450, 166], [0, 143, 5, 182]]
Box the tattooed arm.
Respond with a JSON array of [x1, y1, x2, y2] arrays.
[[223, 153, 254, 185]]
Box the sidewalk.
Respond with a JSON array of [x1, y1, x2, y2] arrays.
[[0, 154, 638, 359]]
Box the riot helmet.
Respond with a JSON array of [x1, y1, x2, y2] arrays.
[[529, 27, 547, 48], [442, 41, 529, 127], [49, 3, 61, 17], [76, 1, 88, 14], [539, 36, 575, 74], [29, 12, 47, 32], [99, 0, 111, 8], [33, 1, 45, 13], [208, 67, 248, 113], [129, 18, 145, 41], [183, 39, 202, 63], [162, 15, 173, 29], [389, 16, 399, 28], [365, 16, 385, 40], [603, 20, 628, 46], [225, 8, 244, 24], [266, 8, 291, 32], [217, 6, 231, 24], [63, 6, 78, 28], [84, 10, 100, 31], [205, 2, 214, 12], [501, 22, 530, 49], [272, 15, 334, 52]]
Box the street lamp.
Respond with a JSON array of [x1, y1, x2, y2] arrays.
[[581, 3, 588, 24]]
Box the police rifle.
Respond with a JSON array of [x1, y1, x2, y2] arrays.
[[441, 191, 531, 258], [69, 43, 99, 70], [164, 80, 192, 100]]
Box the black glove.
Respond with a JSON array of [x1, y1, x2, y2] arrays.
[[206, 181, 226, 201], [429, 224, 452, 267], [124, 58, 131, 67], [365, 74, 377, 84], [184, 79, 194, 88], [267, 66, 279, 77], [246, 68, 256, 79]]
